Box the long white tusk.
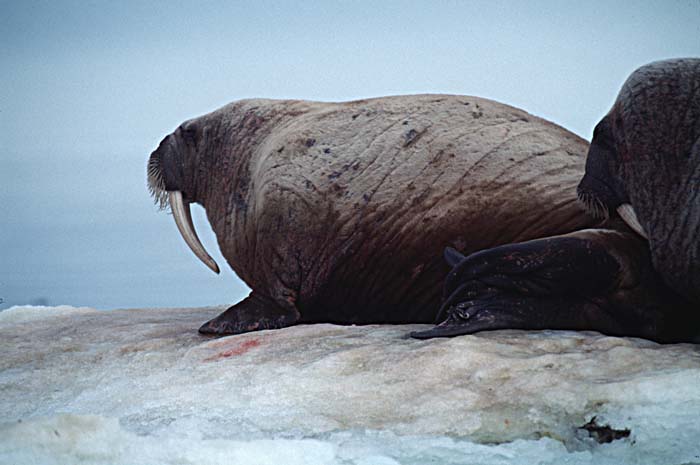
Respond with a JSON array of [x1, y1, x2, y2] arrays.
[[617, 203, 648, 239], [168, 191, 220, 274]]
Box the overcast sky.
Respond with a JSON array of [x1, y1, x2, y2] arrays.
[[1, 0, 699, 310]]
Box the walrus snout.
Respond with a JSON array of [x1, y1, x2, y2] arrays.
[[578, 131, 627, 214], [577, 114, 650, 238], [576, 181, 611, 220], [577, 180, 648, 239], [148, 129, 220, 274]]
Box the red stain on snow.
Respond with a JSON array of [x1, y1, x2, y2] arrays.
[[204, 339, 261, 362]]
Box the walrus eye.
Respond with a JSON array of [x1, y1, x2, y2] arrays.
[[592, 119, 616, 154], [180, 124, 198, 148]]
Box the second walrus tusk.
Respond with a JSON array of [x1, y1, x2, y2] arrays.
[[617, 203, 649, 239], [168, 191, 220, 274]]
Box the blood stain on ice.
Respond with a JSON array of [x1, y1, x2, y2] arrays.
[[204, 339, 262, 362]]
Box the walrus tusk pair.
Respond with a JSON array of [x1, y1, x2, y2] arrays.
[[168, 191, 220, 274], [617, 204, 649, 239], [167, 192, 646, 275]]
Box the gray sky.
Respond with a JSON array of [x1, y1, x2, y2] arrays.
[[1, 0, 699, 310]]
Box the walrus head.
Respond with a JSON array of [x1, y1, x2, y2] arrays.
[[147, 100, 279, 275], [147, 116, 222, 274], [577, 58, 700, 303]]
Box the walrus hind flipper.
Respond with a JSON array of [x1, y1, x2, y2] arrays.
[[199, 292, 300, 336], [411, 236, 625, 340]]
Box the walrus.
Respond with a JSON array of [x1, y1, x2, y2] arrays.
[[148, 94, 596, 335], [413, 59, 700, 342]]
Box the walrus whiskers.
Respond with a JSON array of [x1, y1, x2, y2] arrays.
[[147, 156, 169, 211], [577, 191, 609, 220]]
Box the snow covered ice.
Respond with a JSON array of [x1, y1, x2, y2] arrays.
[[1, 305, 700, 464]]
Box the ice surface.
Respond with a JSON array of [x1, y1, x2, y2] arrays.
[[1, 305, 700, 464]]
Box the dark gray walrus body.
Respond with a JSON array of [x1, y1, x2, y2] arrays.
[[148, 94, 595, 335], [414, 59, 700, 342]]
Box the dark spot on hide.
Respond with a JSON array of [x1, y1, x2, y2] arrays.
[[404, 129, 418, 144], [402, 120, 409, 125], [411, 189, 431, 206], [343, 161, 360, 173], [430, 150, 445, 165], [234, 192, 248, 213], [404, 129, 424, 147], [323, 148, 331, 154], [238, 111, 266, 131], [305, 138, 316, 147]]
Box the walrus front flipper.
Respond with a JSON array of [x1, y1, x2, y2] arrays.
[[199, 292, 300, 336], [411, 229, 682, 341]]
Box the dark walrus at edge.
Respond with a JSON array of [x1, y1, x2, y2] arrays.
[[414, 58, 700, 342]]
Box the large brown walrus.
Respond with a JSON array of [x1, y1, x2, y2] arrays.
[[413, 59, 700, 342], [148, 94, 596, 335]]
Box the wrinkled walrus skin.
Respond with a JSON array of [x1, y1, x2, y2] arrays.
[[148, 94, 596, 335], [414, 60, 700, 343]]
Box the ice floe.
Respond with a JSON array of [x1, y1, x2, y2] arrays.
[[1, 305, 699, 464]]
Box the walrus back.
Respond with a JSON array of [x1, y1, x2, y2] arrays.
[[210, 95, 592, 322]]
